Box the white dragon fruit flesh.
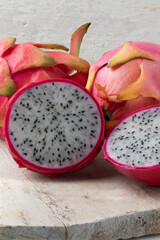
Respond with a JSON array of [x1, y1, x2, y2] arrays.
[[4, 78, 104, 176], [103, 105, 160, 185]]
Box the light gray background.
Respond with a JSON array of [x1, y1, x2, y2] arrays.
[[0, 0, 159, 64], [0, 1, 160, 239]]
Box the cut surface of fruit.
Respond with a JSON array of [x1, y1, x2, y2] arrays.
[[103, 105, 160, 185], [4, 79, 104, 175]]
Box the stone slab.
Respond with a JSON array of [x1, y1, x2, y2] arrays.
[[131, 235, 160, 240], [0, 139, 160, 240]]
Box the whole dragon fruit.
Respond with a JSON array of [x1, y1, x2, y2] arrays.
[[0, 23, 90, 139], [86, 41, 160, 134]]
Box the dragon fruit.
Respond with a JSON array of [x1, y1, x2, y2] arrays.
[[0, 23, 91, 139], [4, 78, 104, 176], [86, 41, 160, 134], [103, 105, 160, 185]]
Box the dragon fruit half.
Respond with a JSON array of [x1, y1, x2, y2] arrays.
[[4, 78, 104, 177], [0, 23, 91, 139], [86, 41, 160, 134], [103, 105, 160, 185]]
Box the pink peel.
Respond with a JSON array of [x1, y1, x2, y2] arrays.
[[4, 43, 56, 74], [0, 37, 16, 56], [69, 72, 88, 87], [0, 58, 17, 96], [28, 42, 69, 52], [0, 96, 9, 126], [0, 126, 4, 139], [12, 66, 88, 90], [46, 51, 90, 74], [70, 22, 91, 57]]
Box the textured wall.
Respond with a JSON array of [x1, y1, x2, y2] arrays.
[[0, 0, 160, 64]]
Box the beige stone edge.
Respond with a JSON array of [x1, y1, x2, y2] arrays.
[[66, 208, 160, 240], [0, 208, 160, 240]]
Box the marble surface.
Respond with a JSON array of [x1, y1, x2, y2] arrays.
[[0, 139, 160, 240]]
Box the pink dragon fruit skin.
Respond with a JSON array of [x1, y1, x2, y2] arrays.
[[86, 41, 160, 133], [0, 127, 3, 139], [0, 23, 91, 139], [0, 95, 8, 139], [103, 105, 160, 186]]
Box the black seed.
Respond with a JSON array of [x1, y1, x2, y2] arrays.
[[34, 119, 38, 124]]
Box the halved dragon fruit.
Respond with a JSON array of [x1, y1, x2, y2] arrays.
[[0, 23, 91, 139], [103, 105, 160, 185], [4, 78, 104, 176]]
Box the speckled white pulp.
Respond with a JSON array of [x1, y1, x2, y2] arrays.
[[9, 81, 102, 168], [107, 107, 160, 167]]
